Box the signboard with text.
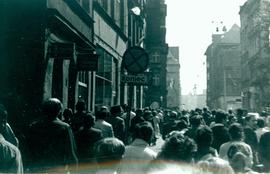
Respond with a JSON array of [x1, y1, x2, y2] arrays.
[[121, 73, 152, 85]]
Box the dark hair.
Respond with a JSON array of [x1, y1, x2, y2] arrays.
[[94, 137, 125, 163], [96, 110, 110, 120], [157, 131, 196, 163], [215, 110, 227, 123], [189, 115, 203, 127], [110, 105, 123, 116], [42, 98, 62, 118], [196, 126, 213, 147], [84, 112, 95, 128], [228, 123, 243, 141], [75, 100, 86, 111], [63, 108, 73, 119], [176, 120, 188, 130], [134, 121, 153, 143], [257, 117, 265, 128]]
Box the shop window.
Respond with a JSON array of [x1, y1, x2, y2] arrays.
[[78, 71, 88, 102]]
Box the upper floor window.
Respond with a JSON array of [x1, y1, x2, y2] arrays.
[[150, 51, 160, 63]]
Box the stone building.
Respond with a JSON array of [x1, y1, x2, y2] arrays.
[[240, 0, 270, 112], [144, 0, 168, 108], [0, 0, 146, 162], [205, 24, 242, 110], [166, 47, 181, 110]]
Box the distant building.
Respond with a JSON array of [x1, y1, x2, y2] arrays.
[[166, 47, 181, 109], [205, 24, 242, 111], [240, 0, 270, 112], [145, 0, 169, 108], [181, 92, 206, 111]]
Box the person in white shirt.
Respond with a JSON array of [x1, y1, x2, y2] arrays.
[[119, 121, 157, 174], [219, 123, 253, 168]]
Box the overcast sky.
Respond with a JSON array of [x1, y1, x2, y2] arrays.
[[165, 0, 246, 95]]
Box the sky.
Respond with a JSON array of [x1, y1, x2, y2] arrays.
[[165, 0, 247, 95]]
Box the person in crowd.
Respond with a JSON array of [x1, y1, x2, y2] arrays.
[[244, 114, 259, 165], [174, 119, 188, 134], [219, 123, 253, 168], [71, 100, 87, 133], [0, 104, 19, 147], [28, 98, 78, 172], [93, 109, 114, 138], [156, 130, 197, 163], [0, 104, 23, 173], [257, 132, 270, 172], [75, 112, 103, 163], [185, 114, 204, 140], [202, 107, 212, 126], [194, 125, 218, 162], [93, 137, 125, 174], [62, 108, 73, 125], [211, 110, 230, 152], [227, 142, 258, 174], [161, 111, 178, 139], [198, 156, 234, 174], [236, 108, 245, 125], [255, 117, 269, 142], [119, 121, 157, 174], [107, 105, 125, 142], [151, 110, 161, 138], [130, 108, 145, 137], [143, 110, 158, 145]]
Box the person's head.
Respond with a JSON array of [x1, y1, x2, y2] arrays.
[[189, 115, 203, 128], [143, 110, 153, 121], [259, 132, 270, 170], [0, 104, 8, 132], [175, 120, 188, 131], [96, 110, 110, 120], [228, 123, 244, 141], [134, 121, 154, 144], [227, 142, 253, 172], [228, 115, 237, 125], [195, 125, 213, 147], [257, 117, 265, 128], [63, 108, 73, 121], [110, 105, 123, 117], [157, 131, 197, 163], [214, 110, 228, 124], [84, 112, 95, 128], [75, 99, 86, 112], [135, 109, 143, 117], [245, 114, 257, 129], [42, 98, 62, 119], [94, 137, 125, 164]]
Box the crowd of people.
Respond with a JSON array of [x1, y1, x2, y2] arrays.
[[1, 97, 270, 173]]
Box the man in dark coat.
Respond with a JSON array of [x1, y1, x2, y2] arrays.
[[211, 110, 230, 152], [107, 105, 125, 142], [75, 112, 102, 162], [28, 98, 78, 172]]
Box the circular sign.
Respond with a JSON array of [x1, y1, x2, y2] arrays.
[[150, 102, 160, 109], [122, 46, 149, 74]]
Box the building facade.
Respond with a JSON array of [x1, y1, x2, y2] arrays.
[[240, 0, 270, 112], [205, 24, 242, 111], [166, 47, 181, 110], [144, 0, 168, 108], [1, 0, 147, 162]]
